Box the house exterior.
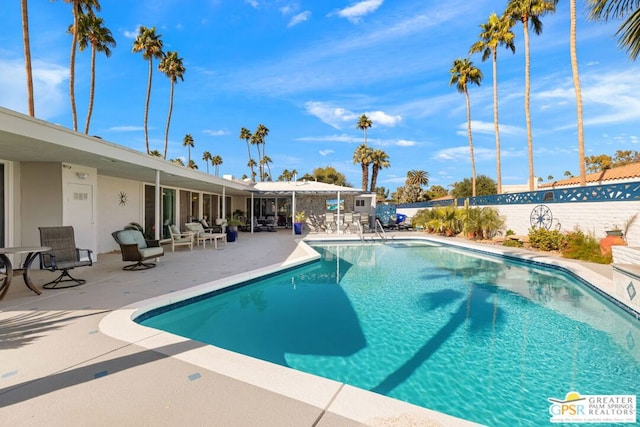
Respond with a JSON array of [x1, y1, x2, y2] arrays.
[[538, 162, 640, 189], [0, 107, 373, 258]]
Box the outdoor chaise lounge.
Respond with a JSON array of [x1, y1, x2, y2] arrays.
[[39, 226, 93, 288], [185, 222, 226, 249], [112, 229, 164, 270]]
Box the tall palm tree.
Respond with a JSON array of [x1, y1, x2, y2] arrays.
[[250, 132, 263, 181], [76, 12, 115, 134], [356, 114, 373, 146], [255, 124, 270, 181], [183, 134, 194, 164], [353, 144, 374, 191], [570, 0, 586, 187], [370, 149, 390, 192], [261, 155, 273, 181], [159, 51, 186, 159], [132, 26, 164, 154], [64, 0, 101, 131], [247, 159, 258, 181], [202, 151, 212, 174], [450, 58, 483, 197], [239, 127, 255, 181], [21, 0, 35, 117], [589, 0, 640, 60], [279, 169, 293, 182], [211, 155, 223, 176], [506, 0, 557, 190], [470, 13, 515, 195], [187, 159, 198, 170]]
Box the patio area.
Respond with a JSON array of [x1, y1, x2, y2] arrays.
[[0, 230, 616, 426]]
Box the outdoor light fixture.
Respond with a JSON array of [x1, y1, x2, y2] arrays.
[[76, 172, 89, 180]]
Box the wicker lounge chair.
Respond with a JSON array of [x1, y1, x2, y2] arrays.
[[112, 229, 164, 270]]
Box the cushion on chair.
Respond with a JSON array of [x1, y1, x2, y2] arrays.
[[139, 246, 164, 258], [116, 229, 148, 249], [170, 224, 180, 235]]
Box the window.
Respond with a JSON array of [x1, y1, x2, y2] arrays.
[[355, 199, 366, 207]]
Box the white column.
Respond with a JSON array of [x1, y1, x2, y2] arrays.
[[292, 191, 296, 236], [155, 170, 161, 240]]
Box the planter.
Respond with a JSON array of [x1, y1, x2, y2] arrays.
[[226, 225, 238, 242], [605, 230, 623, 237], [294, 222, 303, 235], [600, 233, 626, 256]]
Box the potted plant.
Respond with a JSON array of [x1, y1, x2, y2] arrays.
[[293, 211, 306, 235], [226, 217, 244, 242]]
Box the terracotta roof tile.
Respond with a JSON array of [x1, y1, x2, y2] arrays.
[[539, 162, 640, 188]]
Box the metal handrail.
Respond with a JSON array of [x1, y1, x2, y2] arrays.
[[375, 218, 387, 242]]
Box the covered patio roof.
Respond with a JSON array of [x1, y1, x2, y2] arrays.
[[251, 180, 370, 196], [0, 107, 250, 196]]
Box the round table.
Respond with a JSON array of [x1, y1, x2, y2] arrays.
[[0, 246, 50, 300]]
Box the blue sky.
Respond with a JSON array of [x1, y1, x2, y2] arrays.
[[1, 0, 638, 191]]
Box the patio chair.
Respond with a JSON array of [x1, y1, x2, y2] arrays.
[[185, 222, 227, 249], [169, 225, 194, 252], [112, 229, 164, 270], [343, 212, 355, 234], [38, 226, 93, 289], [325, 212, 336, 233]]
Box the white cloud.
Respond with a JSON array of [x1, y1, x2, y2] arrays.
[[319, 149, 334, 156], [396, 139, 416, 147], [280, 2, 300, 15], [334, 0, 384, 23], [204, 129, 228, 136], [305, 101, 401, 130], [245, 0, 260, 9], [110, 125, 144, 132], [459, 120, 524, 136], [433, 146, 496, 162], [0, 59, 67, 120], [296, 133, 360, 144], [366, 110, 401, 127], [288, 11, 311, 27]]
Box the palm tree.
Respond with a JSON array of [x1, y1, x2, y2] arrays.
[[356, 114, 373, 146], [211, 155, 223, 176], [159, 51, 186, 159], [506, 0, 557, 190], [353, 144, 374, 191], [470, 13, 515, 195], [64, 0, 101, 131], [570, 0, 586, 187], [132, 26, 164, 154], [370, 149, 390, 192], [279, 169, 293, 182], [202, 151, 212, 174], [239, 127, 255, 181], [76, 12, 115, 134], [187, 159, 198, 170], [261, 155, 273, 181], [250, 132, 263, 181], [182, 134, 194, 164], [247, 159, 258, 181], [255, 124, 270, 181], [450, 57, 483, 197], [589, 0, 640, 60], [149, 149, 162, 157], [21, 0, 35, 117], [170, 158, 184, 166], [405, 170, 429, 203]]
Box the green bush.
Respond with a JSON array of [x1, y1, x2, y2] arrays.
[[562, 229, 612, 264], [503, 239, 523, 248], [528, 228, 566, 251]]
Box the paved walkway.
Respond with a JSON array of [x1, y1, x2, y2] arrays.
[[0, 231, 615, 426]]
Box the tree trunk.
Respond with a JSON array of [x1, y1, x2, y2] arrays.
[[570, 0, 586, 187], [69, 13, 78, 131], [361, 162, 369, 191], [163, 81, 175, 159], [492, 48, 502, 194], [21, 0, 35, 117], [84, 46, 97, 134], [465, 89, 477, 197], [523, 19, 535, 191], [144, 58, 153, 154]]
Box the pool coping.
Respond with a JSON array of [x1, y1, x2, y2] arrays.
[[99, 235, 625, 426]]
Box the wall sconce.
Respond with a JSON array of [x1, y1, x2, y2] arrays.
[[76, 172, 89, 180]]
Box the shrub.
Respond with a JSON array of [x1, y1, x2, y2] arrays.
[[503, 239, 523, 248], [528, 227, 566, 251], [562, 229, 612, 264]]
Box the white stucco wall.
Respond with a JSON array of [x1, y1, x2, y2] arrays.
[[97, 175, 142, 254], [398, 201, 640, 247]]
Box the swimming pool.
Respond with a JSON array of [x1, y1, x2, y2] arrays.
[[137, 240, 640, 426]]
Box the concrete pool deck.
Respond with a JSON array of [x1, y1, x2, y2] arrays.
[[0, 230, 617, 426]]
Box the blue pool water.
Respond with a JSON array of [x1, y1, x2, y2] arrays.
[[138, 241, 640, 426]]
